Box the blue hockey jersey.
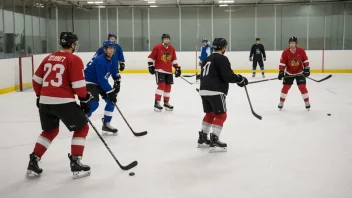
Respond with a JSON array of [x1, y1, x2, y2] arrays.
[[84, 54, 119, 92], [199, 45, 213, 62], [92, 43, 125, 63]]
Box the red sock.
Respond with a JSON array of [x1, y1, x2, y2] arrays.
[[212, 113, 227, 137], [280, 84, 291, 102], [202, 112, 215, 134], [71, 124, 89, 157], [298, 84, 309, 102], [155, 82, 165, 102], [33, 128, 59, 158], [164, 84, 172, 102]]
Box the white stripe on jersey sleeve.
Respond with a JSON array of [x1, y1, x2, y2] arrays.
[[72, 80, 86, 89], [32, 74, 43, 85], [172, 60, 178, 65]]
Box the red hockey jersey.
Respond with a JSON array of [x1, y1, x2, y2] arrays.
[[148, 44, 178, 74], [279, 47, 309, 75], [32, 51, 87, 104]]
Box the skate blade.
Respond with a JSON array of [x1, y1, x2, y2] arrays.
[[102, 131, 118, 136], [209, 147, 227, 153], [154, 108, 162, 112], [197, 143, 210, 148], [26, 170, 40, 178], [164, 107, 173, 111], [73, 171, 91, 179]]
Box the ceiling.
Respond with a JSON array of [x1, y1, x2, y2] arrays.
[[18, 0, 351, 8]]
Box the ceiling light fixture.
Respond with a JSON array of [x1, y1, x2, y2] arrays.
[[87, 1, 95, 4], [219, 0, 234, 3], [94, 1, 104, 3], [150, 5, 158, 7], [148, 1, 155, 3], [219, 4, 228, 7]]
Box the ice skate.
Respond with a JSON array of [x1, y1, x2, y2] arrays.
[[278, 101, 284, 110], [102, 118, 118, 135], [305, 101, 311, 111], [252, 72, 256, 77], [197, 131, 210, 148], [262, 72, 265, 78], [68, 154, 90, 179], [26, 152, 43, 177], [163, 102, 174, 111], [154, 100, 163, 112], [209, 133, 227, 153]]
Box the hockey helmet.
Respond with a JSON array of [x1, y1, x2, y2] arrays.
[[103, 40, 115, 49], [212, 38, 228, 50], [202, 38, 208, 43], [256, 38, 260, 41], [59, 32, 78, 47], [108, 33, 117, 39], [289, 36, 298, 43], [161, 34, 171, 41]]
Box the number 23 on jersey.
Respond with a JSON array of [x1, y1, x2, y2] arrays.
[[42, 63, 65, 87]]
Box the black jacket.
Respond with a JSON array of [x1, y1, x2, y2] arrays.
[[199, 53, 238, 96], [250, 44, 266, 60]]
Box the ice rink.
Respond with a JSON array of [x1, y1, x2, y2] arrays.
[[0, 74, 352, 198]]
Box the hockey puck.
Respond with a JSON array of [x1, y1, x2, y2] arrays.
[[327, 113, 331, 116], [129, 172, 135, 176]]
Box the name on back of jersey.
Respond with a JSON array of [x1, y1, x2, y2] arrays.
[[48, 55, 66, 62]]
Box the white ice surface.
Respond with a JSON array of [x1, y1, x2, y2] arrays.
[[0, 74, 352, 198]]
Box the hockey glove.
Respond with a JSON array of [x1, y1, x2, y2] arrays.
[[249, 57, 253, 61], [198, 61, 202, 67], [263, 57, 266, 61], [119, 62, 125, 71], [304, 67, 310, 77], [148, 65, 155, 75], [175, 67, 181, 78], [113, 77, 121, 94], [278, 70, 285, 80], [79, 93, 93, 114], [106, 89, 117, 103], [236, 74, 248, 87], [36, 95, 40, 108]]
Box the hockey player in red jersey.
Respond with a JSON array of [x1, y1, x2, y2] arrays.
[[148, 34, 181, 112], [278, 36, 310, 110], [27, 32, 92, 179]]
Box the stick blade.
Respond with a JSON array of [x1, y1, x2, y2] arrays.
[[133, 131, 148, 137], [121, 161, 138, 171], [182, 74, 196, 77], [317, 75, 332, 82], [252, 110, 262, 120]]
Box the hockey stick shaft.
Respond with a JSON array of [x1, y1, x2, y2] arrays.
[[248, 78, 277, 84], [113, 103, 147, 137], [307, 75, 332, 83], [244, 86, 262, 120], [180, 76, 196, 84], [85, 115, 138, 170]]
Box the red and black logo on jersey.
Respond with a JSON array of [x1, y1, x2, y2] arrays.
[[290, 58, 300, 67], [161, 52, 172, 63]]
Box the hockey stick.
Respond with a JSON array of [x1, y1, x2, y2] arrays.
[[307, 75, 332, 83], [85, 115, 138, 170], [248, 78, 278, 85], [182, 74, 197, 77], [244, 86, 262, 120], [180, 76, 197, 85], [113, 103, 148, 137]]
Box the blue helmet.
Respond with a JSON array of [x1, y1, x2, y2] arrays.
[[103, 40, 115, 49], [108, 33, 117, 39], [202, 38, 208, 43]]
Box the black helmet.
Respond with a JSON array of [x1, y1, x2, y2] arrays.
[[161, 34, 170, 41], [256, 38, 260, 41], [59, 32, 78, 47], [212, 38, 228, 50], [289, 36, 298, 43]]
